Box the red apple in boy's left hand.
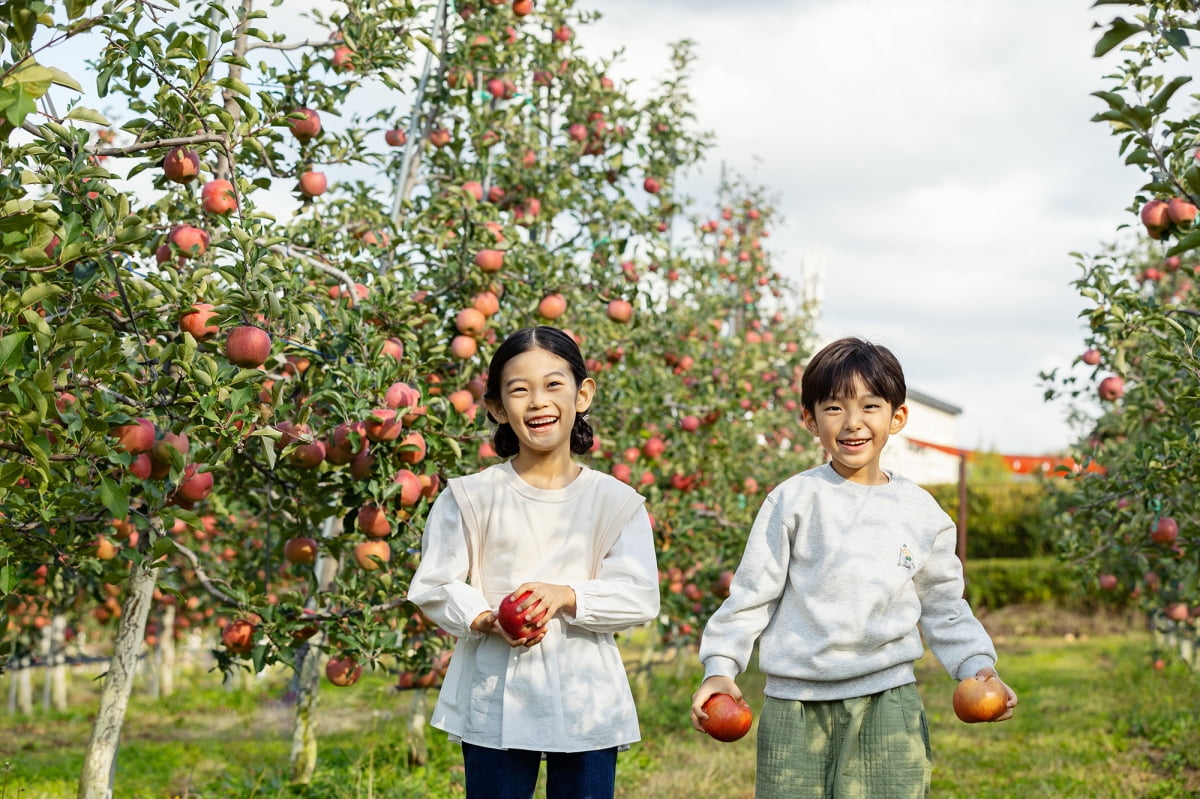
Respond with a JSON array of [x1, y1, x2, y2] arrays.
[[497, 591, 547, 639]]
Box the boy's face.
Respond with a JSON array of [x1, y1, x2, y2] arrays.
[[802, 375, 907, 485]]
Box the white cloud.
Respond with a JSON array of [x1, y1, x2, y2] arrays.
[[580, 0, 1144, 454]]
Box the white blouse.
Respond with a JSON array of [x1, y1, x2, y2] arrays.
[[406, 461, 660, 752]]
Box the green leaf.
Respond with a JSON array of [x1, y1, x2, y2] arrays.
[[217, 76, 252, 97], [1094, 18, 1145, 57], [1163, 28, 1189, 56], [1146, 75, 1191, 114], [65, 106, 109, 125], [19, 282, 65, 308], [0, 331, 31, 372], [98, 477, 129, 521], [1165, 227, 1200, 258], [0, 563, 13, 596]]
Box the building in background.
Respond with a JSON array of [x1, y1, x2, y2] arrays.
[[882, 388, 963, 485]]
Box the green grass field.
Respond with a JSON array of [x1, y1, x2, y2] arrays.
[[2, 612, 1198, 798]]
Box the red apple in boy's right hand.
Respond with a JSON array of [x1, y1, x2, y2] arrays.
[[699, 693, 753, 741], [952, 675, 1008, 723], [497, 591, 547, 639]]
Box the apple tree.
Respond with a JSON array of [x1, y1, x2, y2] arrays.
[[1041, 0, 1200, 667]]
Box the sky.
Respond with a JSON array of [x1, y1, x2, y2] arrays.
[[577, 0, 1143, 455], [49, 1, 1140, 456]]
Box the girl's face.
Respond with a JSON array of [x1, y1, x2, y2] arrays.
[[486, 346, 595, 458]]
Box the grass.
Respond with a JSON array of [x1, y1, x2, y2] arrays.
[[2, 608, 1198, 798]]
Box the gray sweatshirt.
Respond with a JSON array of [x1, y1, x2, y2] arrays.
[[700, 463, 996, 701]]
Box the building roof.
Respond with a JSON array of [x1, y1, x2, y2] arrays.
[[906, 388, 962, 416]]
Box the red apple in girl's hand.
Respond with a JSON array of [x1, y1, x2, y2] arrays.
[[497, 591, 547, 639], [699, 694, 753, 741]]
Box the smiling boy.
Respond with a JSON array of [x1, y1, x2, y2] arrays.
[[690, 337, 1017, 799]]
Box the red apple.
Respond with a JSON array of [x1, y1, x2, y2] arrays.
[[201, 179, 237, 215], [325, 654, 363, 686], [455, 307, 487, 336], [1167, 196, 1196, 225], [393, 468, 423, 507], [474, 249, 504, 272], [168, 225, 210, 258], [353, 539, 390, 570], [537, 293, 567, 320], [357, 503, 391, 538], [287, 107, 322, 142], [363, 408, 403, 442], [512, 0, 533, 16], [699, 694, 753, 742], [114, 418, 155, 454], [224, 325, 272, 368], [385, 128, 407, 147], [497, 591, 547, 639], [1151, 516, 1178, 544], [331, 45, 354, 71], [398, 431, 427, 464], [462, 181, 484, 201], [162, 146, 200, 184], [297, 171, 327, 198], [283, 536, 318, 565], [681, 415, 700, 432], [606, 299, 633, 323], [1097, 375, 1124, 401], [642, 437, 665, 459], [643, 176, 661, 194], [1098, 574, 1118, 591], [1081, 348, 1101, 366], [176, 464, 214, 504], [1165, 602, 1189, 622], [428, 128, 451, 148], [952, 676, 1007, 723], [180, 302, 219, 340], [1141, 199, 1170, 237], [222, 618, 256, 655], [450, 335, 479, 359]]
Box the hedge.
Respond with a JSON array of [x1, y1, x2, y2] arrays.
[[923, 481, 1053, 559]]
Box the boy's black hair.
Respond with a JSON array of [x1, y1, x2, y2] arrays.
[[800, 337, 906, 414], [483, 326, 595, 458]]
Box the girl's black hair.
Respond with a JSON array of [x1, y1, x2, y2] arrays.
[[484, 326, 595, 458]]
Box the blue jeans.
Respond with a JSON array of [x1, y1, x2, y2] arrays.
[[461, 742, 618, 799]]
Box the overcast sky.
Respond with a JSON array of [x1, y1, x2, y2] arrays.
[[56, 1, 1137, 456], [579, 0, 1141, 455]]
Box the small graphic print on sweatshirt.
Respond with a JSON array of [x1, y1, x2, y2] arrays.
[[897, 544, 915, 570]]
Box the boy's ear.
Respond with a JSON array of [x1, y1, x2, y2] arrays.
[[890, 403, 909, 434], [801, 408, 819, 435]]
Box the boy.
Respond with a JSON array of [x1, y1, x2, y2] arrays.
[[691, 337, 1017, 799]]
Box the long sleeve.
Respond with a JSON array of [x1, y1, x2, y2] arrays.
[[698, 494, 792, 680], [913, 519, 997, 679], [406, 490, 491, 639], [565, 506, 660, 633]]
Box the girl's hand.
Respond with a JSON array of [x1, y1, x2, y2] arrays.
[[503, 582, 577, 648], [973, 666, 1019, 722], [690, 675, 741, 732]]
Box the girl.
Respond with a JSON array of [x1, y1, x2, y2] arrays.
[[407, 326, 660, 799]]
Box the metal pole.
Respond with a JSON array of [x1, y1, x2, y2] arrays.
[[956, 452, 968, 579]]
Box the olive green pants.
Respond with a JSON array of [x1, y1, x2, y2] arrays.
[[755, 684, 931, 799]]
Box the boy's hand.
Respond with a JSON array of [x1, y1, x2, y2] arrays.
[[690, 675, 741, 732], [973, 666, 1019, 722]]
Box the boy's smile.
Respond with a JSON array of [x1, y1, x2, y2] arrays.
[[802, 375, 907, 485]]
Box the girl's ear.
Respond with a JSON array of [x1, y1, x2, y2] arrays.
[[484, 396, 507, 423], [575, 376, 596, 412]]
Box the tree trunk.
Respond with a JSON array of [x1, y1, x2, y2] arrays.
[[407, 688, 429, 767], [288, 636, 325, 784], [77, 548, 159, 799], [158, 605, 176, 698], [43, 614, 69, 711], [288, 516, 341, 784]]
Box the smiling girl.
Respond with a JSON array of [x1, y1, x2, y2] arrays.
[[407, 326, 659, 799]]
